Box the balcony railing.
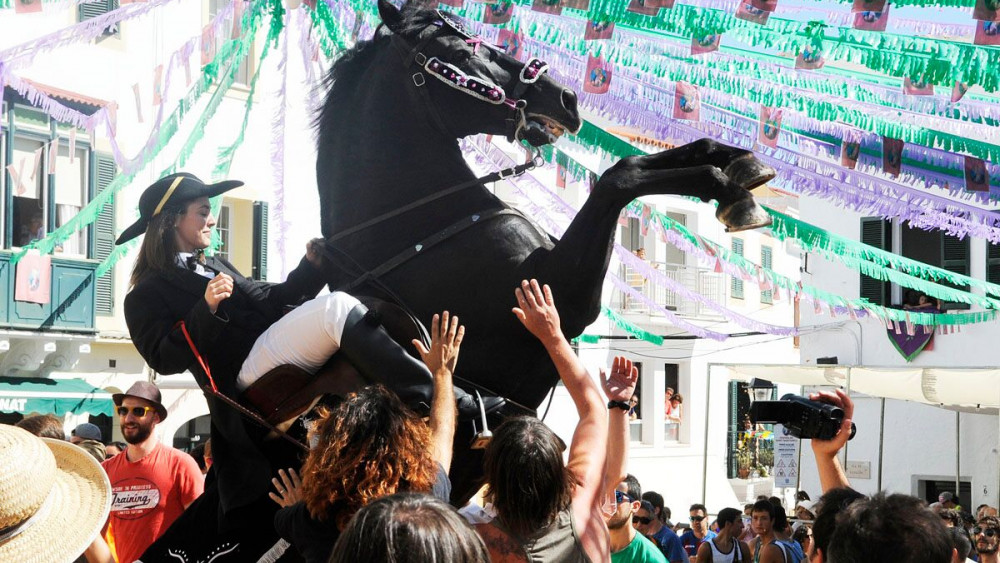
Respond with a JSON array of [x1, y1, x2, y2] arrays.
[[614, 261, 725, 318], [0, 251, 97, 333]]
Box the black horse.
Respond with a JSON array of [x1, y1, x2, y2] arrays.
[[314, 0, 774, 502]]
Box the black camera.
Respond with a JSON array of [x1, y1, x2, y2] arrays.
[[749, 394, 856, 441]]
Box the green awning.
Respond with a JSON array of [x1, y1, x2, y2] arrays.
[[0, 376, 114, 417]]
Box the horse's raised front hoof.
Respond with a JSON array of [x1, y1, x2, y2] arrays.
[[724, 154, 776, 191], [716, 196, 773, 233]]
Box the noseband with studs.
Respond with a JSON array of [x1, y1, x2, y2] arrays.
[[388, 11, 550, 143]]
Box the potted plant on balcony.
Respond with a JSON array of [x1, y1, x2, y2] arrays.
[[736, 448, 752, 479]]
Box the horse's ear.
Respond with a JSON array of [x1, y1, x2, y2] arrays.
[[377, 0, 405, 34]]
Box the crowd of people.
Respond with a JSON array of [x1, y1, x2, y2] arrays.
[[2, 176, 998, 562]]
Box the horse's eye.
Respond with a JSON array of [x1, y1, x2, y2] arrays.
[[450, 50, 473, 65]]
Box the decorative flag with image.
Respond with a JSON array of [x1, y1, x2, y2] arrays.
[[563, 0, 590, 9], [758, 105, 783, 149], [964, 156, 990, 192], [841, 140, 861, 169], [14, 250, 51, 305], [496, 29, 524, 60], [14, 0, 42, 14], [201, 25, 216, 66], [735, 2, 770, 24], [627, 0, 660, 15], [853, 8, 889, 31], [903, 77, 934, 95], [882, 137, 904, 177], [532, 0, 562, 15], [483, 2, 514, 24], [672, 81, 700, 121], [974, 0, 1000, 21], [795, 45, 824, 69], [584, 20, 615, 40], [975, 21, 1000, 45], [691, 34, 721, 55], [952, 82, 969, 103], [750, 0, 777, 11], [852, 0, 885, 11], [556, 152, 568, 189], [153, 65, 163, 106], [583, 55, 612, 94]]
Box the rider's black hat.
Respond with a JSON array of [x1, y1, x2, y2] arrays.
[[115, 173, 243, 245]]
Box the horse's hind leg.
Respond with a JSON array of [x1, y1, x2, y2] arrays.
[[534, 164, 746, 337]]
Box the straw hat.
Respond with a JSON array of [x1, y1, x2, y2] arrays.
[[0, 425, 111, 563]]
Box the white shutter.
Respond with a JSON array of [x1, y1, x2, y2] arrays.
[[55, 144, 87, 206]]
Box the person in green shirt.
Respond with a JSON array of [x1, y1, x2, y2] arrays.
[[608, 487, 670, 563]]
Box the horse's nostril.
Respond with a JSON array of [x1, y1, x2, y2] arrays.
[[561, 89, 578, 113]]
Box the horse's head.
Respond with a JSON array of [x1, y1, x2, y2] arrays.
[[376, 0, 582, 146]]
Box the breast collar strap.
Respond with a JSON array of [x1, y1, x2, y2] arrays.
[[388, 29, 549, 143]]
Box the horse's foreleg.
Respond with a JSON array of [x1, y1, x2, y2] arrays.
[[536, 165, 746, 337], [638, 138, 775, 192]]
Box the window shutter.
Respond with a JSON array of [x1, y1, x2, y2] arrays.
[[731, 238, 744, 300], [859, 218, 891, 305], [941, 233, 970, 279], [987, 243, 1000, 286], [78, 0, 120, 35], [94, 154, 117, 316], [760, 246, 773, 304], [252, 201, 268, 281]]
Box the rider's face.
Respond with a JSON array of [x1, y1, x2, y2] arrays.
[[174, 197, 215, 253]]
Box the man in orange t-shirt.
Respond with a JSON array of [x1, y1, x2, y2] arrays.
[[102, 382, 203, 563]]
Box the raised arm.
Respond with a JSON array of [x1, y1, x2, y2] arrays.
[[601, 357, 638, 498], [512, 280, 608, 503], [413, 311, 463, 472], [809, 389, 854, 493]]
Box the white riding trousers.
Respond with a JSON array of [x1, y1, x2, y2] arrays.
[[235, 292, 362, 391]]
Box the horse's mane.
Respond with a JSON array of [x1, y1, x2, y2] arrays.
[[316, 2, 443, 135]]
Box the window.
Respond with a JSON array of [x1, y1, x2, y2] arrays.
[[11, 136, 46, 248], [664, 363, 680, 441], [53, 143, 89, 256], [207, 0, 251, 87], [215, 204, 231, 262], [78, 0, 120, 37], [731, 238, 744, 299], [859, 217, 892, 306], [760, 246, 773, 304], [988, 242, 1000, 285]]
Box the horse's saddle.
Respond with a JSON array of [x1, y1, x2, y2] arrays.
[[241, 297, 430, 427]]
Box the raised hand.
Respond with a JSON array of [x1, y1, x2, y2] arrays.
[[413, 311, 465, 376], [268, 468, 302, 508], [808, 388, 854, 458], [512, 279, 562, 346], [601, 356, 638, 403], [204, 273, 234, 314]]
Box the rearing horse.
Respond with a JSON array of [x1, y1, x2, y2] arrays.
[[315, 0, 774, 502]]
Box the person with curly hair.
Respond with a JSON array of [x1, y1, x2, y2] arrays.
[[270, 311, 464, 563]]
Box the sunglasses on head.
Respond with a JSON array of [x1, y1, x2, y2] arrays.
[[691, 516, 706, 522], [975, 527, 999, 537], [615, 490, 633, 505], [634, 516, 653, 525], [117, 406, 154, 418]]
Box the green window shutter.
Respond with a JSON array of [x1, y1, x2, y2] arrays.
[[859, 218, 891, 305], [78, 0, 120, 35], [252, 201, 268, 281], [94, 154, 117, 316], [760, 246, 773, 305], [731, 238, 744, 300], [987, 243, 1000, 286], [941, 234, 970, 279]]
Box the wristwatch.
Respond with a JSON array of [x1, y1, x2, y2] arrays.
[[608, 400, 630, 411]]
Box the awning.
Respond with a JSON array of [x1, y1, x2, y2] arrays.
[[0, 377, 113, 417], [716, 365, 1000, 412]]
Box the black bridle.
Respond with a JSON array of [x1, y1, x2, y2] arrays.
[[386, 10, 550, 143]]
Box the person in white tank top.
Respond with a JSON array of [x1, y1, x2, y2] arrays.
[[697, 508, 750, 563]]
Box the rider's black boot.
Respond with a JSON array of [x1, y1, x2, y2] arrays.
[[338, 304, 505, 420]]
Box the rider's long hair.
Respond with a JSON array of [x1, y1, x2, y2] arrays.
[[300, 385, 437, 529], [130, 204, 184, 288], [483, 416, 578, 538]]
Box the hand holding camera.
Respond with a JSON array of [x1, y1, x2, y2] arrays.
[[807, 389, 855, 459]]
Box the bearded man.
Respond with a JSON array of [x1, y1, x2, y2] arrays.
[[102, 382, 203, 563]]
